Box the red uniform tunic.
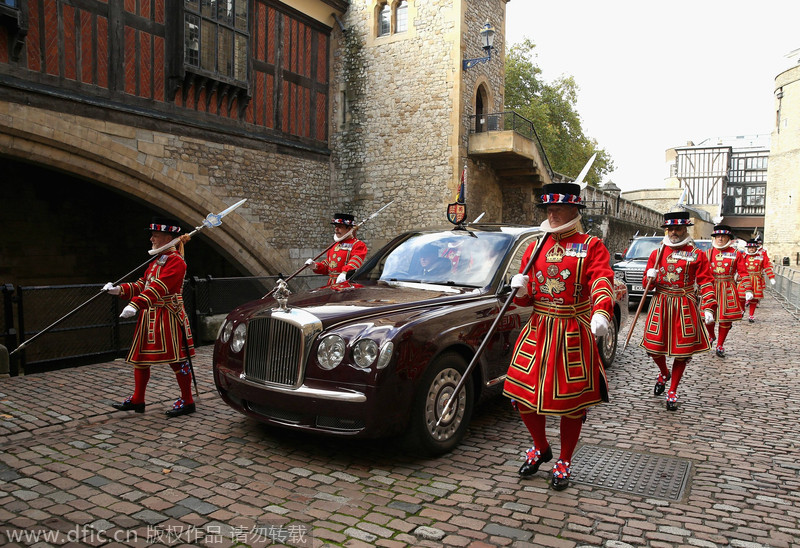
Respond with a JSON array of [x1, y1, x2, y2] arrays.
[[640, 243, 716, 357], [119, 251, 195, 365], [313, 237, 368, 286], [503, 228, 614, 415], [706, 246, 749, 322], [738, 251, 774, 300]]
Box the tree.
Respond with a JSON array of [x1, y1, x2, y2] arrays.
[[505, 39, 614, 186]]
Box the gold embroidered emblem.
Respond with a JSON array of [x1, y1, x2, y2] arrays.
[[663, 271, 680, 283], [545, 243, 565, 263], [547, 264, 559, 277], [541, 278, 566, 296]]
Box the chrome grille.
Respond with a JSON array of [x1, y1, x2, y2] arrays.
[[627, 268, 645, 283], [244, 317, 304, 386]]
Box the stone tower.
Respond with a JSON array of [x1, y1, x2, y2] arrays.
[[331, 0, 510, 248], [765, 63, 800, 264]]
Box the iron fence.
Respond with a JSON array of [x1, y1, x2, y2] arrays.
[[772, 265, 800, 320], [468, 110, 554, 179], [0, 274, 327, 375]]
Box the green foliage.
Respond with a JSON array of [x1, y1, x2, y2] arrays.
[[504, 39, 614, 186]]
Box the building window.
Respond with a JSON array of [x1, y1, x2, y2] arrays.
[[184, 0, 249, 84], [378, 3, 391, 36], [376, 0, 409, 37], [396, 1, 408, 33]]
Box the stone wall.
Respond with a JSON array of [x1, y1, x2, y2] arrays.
[[765, 65, 800, 264], [0, 102, 332, 279]]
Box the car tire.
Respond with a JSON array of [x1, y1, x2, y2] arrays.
[[597, 315, 618, 369], [403, 352, 474, 457]]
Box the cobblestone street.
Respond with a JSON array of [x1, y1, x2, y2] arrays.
[[1, 292, 799, 547]]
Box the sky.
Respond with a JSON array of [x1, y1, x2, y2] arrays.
[[504, 0, 800, 192]]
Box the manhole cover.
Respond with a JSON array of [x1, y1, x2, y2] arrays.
[[571, 444, 691, 500]]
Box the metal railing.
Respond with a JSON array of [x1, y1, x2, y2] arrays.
[[0, 274, 327, 375], [468, 111, 554, 180], [772, 265, 800, 320]]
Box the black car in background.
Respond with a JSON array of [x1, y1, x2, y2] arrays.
[[612, 236, 662, 305]]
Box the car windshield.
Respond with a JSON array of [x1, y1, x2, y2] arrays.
[[362, 231, 515, 288], [694, 239, 712, 252], [626, 238, 661, 260]]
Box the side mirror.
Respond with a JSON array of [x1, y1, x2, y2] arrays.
[[614, 252, 623, 261]]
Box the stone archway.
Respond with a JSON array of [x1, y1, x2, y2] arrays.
[[0, 103, 291, 282]]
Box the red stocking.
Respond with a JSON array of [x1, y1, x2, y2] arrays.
[[559, 414, 583, 463], [669, 359, 687, 393], [717, 323, 732, 347], [131, 365, 150, 404], [519, 405, 549, 452], [650, 354, 669, 377], [170, 361, 194, 404], [749, 301, 758, 316]]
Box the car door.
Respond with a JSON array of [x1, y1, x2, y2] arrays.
[[480, 234, 539, 384]]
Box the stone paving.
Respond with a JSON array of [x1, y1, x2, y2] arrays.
[[1, 292, 799, 547]]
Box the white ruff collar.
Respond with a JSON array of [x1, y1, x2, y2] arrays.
[[540, 214, 582, 234], [712, 241, 732, 250], [663, 234, 691, 248]]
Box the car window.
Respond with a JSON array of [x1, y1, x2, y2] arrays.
[[626, 238, 660, 260], [693, 239, 712, 252], [504, 234, 541, 284], [375, 232, 514, 288]]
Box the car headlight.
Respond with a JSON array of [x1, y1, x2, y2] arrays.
[[352, 339, 379, 368], [231, 323, 247, 353], [318, 335, 346, 370], [220, 320, 234, 343], [376, 341, 394, 369]]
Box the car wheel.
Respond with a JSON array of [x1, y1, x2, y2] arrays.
[[403, 352, 474, 457], [597, 315, 618, 368]]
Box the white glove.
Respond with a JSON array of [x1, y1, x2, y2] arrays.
[[120, 305, 137, 319], [305, 258, 316, 266], [336, 272, 347, 284], [770, 278, 776, 286], [745, 291, 753, 302], [510, 274, 529, 296], [590, 313, 609, 337], [703, 310, 714, 324], [646, 268, 658, 279], [103, 282, 121, 295]]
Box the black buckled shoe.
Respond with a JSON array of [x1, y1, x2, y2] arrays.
[[748, 316, 755, 323], [111, 397, 145, 413], [666, 391, 678, 411], [518, 445, 553, 477], [165, 399, 196, 418], [653, 372, 671, 396], [550, 459, 571, 491], [715, 346, 725, 358]]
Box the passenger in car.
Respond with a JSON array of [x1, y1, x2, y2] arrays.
[[415, 244, 452, 279], [503, 182, 615, 491]]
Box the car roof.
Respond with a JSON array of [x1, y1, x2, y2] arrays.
[[412, 224, 542, 237]]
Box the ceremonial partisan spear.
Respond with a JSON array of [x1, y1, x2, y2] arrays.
[[263, 200, 394, 299], [10, 199, 248, 358], [437, 154, 596, 426]]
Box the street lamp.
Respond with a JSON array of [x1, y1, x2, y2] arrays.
[[462, 21, 495, 70]]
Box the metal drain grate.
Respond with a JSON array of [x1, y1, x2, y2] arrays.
[[571, 445, 691, 500]]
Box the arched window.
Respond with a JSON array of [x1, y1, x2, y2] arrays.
[[395, 1, 408, 33], [378, 3, 391, 36]]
